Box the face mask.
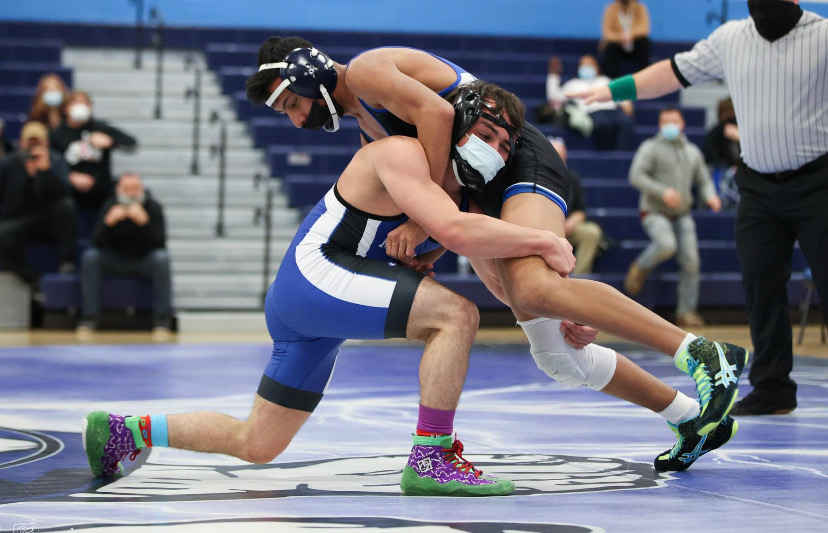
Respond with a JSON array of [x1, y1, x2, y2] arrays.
[[578, 65, 598, 81], [42, 90, 63, 107], [117, 192, 146, 206], [455, 134, 505, 186], [748, 0, 803, 42], [660, 123, 682, 141], [302, 98, 344, 132], [68, 103, 91, 124]]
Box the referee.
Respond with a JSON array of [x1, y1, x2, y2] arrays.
[[569, 0, 827, 416]]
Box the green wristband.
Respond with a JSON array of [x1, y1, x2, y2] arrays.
[[608, 74, 637, 101]]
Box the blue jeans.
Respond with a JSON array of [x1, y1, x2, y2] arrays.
[[81, 247, 172, 324]]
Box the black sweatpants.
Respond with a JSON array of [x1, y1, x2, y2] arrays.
[[0, 197, 77, 284]]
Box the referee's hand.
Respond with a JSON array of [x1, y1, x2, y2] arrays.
[[565, 85, 612, 105]]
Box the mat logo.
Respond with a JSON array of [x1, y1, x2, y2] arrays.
[[85, 452, 670, 501]]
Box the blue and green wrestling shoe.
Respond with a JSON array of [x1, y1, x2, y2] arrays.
[[675, 337, 749, 435], [654, 416, 738, 472]]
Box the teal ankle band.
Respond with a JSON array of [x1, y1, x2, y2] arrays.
[[609, 74, 637, 101]]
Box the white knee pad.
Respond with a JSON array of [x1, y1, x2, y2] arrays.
[[519, 317, 618, 390]]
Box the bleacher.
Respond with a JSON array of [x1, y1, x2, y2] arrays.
[[0, 22, 813, 322]]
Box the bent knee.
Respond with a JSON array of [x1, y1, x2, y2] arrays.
[[241, 439, 288, 464], [506, 275, 567, 318], [441, 294, 479, 335]]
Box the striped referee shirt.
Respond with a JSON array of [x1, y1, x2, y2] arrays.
[[672, 11, 827, 174]]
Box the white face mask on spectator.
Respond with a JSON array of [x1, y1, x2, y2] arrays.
[[68, 103, 92, 124], [578, 65, 598, 80], [117, 192, 146, 206], [42, 90, 64, 107]]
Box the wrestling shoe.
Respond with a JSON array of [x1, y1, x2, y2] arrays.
[[654, 416, 738, 472], [83, 412, 142, 477], [675, 337, 748, 436], [400, 434, 514, 496]]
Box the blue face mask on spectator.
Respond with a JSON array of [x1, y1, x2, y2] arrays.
[[578, 65, 598, 80], [660, 123, 681, 141]]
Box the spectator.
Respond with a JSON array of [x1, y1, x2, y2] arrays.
[[78, 173, 172, 336], [50, 91, 138, 213], [537, 56, 567, 125], [549, 55, 634, 151], [703, 97, 741, 170], [0, 118, 16, 161], [600, 0, 651, 78], [703, 97, 742, 209], [0, 121, 77, 291], [550, 137, 605, 274], [28, 73, 70, 131], [624, 107, 721, 328]]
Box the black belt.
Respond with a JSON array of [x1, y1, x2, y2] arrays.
[[747, 152, 828, 182]]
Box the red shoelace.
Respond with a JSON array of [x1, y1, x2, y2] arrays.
[[442, 438, 482, 478]]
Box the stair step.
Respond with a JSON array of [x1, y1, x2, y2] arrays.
[[63, 46, 298, 311]]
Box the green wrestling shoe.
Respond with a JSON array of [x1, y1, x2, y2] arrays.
[[675, 337, 749, 435], [400, 434, 514, 496], [654, 416, 738, 472], [83, 412, 142, 477]]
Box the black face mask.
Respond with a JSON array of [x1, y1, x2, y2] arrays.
[[748, 0, 803, 42], [302, 98, 344, 132]]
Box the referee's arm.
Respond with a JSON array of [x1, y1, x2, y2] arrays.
[[566, 59, 682, 104]]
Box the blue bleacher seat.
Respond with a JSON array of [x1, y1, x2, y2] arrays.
[[0, 63, 72, 88], [41, 274, 154, 312], [0, 39, 63, 63]]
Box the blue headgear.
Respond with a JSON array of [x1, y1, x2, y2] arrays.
[[450, 87, 519, 191], [259, 47, 341, 132]]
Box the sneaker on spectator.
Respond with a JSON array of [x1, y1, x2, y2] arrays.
[[76, 319, 97, 340], [677, 312, 706, 328]]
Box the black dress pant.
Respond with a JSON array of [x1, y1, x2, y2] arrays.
[[734, 156, 828, 402], [0, 197, 77, 284]]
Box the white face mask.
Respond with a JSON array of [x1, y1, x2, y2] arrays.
[[454, 133, 505, 186], [68, 103, 91, 124], [660, 123, 682, 141], [117, 192, 146, 205], [578, 65, 598, 81], [42, 90, 63, 107]]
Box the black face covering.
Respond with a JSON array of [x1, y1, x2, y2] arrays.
[[748, 0, 803, 42], [302, 98, 344, 132]]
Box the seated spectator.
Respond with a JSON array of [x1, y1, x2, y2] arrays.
[[77, 173, 172, 335], [0, 118, 16, 161], [0, 121, 77, 292], [537, 56, 567, 124], [549, 137, 605, 274], [625, 107, 721, 328], [703, 97, 741, 170], [28, 73, 70, 131], [50, 91, 138, 214], [600, 0, 651, 78], [549, 55, 634, 151], [703, 97, 742, 209]]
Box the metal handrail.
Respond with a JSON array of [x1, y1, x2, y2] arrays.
[[184, 55, 202, 175], [129, 0, 144, 69], [209, 111, 228, 237], [149, 7, 164, 119]]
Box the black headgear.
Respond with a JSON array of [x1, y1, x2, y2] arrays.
[[450, 87, 519, 191], [259, 47, 341, 132]]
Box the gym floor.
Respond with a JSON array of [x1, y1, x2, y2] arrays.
[[1, 325, 826, 532]]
